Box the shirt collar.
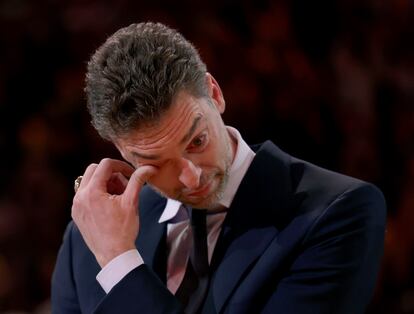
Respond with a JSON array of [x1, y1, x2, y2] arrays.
[[158, 126, 255, 223], [158, 199, 183, 223], [219, 126, 255, 208]]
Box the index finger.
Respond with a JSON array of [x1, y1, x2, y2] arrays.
[[122, 165, 158, 207], [92, 158, 135, 190]]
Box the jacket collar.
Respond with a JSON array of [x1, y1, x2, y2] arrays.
[[210, 141, 302, 312], [136, 187, 167, 282]]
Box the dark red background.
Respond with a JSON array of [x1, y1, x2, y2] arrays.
[[0, 0, 413, 312]]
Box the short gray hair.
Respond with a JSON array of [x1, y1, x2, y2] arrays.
[[85, 22, 208, 140]]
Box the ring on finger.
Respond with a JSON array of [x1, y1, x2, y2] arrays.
[[74, 176, 83, 193]]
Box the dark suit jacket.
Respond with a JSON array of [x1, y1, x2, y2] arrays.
[[52, 141, 386, 314]]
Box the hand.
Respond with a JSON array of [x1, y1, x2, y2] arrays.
[[71, 158, 157, 267]]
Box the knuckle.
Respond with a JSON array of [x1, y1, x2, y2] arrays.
[[135, 174, 145, 183], [89, 163, 98, 170], [133, 174, 146, 186], [84, 163, 98, 174], [100, 158, 113, 166]]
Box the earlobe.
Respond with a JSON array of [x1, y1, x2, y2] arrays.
[[206, 72, 225, 114]]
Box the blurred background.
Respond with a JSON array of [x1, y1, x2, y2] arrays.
[[0, 0, 413, 312]]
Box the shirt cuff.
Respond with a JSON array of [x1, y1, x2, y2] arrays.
[[96, 249, 144, 293]]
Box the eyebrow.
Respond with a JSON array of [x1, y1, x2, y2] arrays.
[[130, 115, 204, 161], [180, 115, 203, 145]]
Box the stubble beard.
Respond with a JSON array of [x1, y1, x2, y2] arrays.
[[150, 128, 234, 209], [188, 166, 230, 209]]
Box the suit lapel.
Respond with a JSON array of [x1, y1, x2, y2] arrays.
[[210, 141, 297, 312], [136, 187, 167, 282]]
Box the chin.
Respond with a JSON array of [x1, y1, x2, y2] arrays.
[[185, 187, 226, 209], [182, 197, 217, 209]]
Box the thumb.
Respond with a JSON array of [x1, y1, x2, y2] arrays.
[[123, 165, 158, 208]]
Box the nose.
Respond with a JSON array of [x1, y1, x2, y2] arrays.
[[178, 158, 202, 190]]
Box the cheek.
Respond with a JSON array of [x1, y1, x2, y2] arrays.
[[210, 137, 227, 166]]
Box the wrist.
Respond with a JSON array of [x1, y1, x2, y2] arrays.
[[96, 245, 137, 268], [96, 249, 143, 293]]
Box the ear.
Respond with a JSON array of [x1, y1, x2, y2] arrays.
[[205, 72, 225, 114]]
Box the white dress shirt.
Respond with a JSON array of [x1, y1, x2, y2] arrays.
[[97, 126, 255, 293]]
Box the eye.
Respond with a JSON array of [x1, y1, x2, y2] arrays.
[[188, 133, 208, 151], [192, 135, 205, 147]]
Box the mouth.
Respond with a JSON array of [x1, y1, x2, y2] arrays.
[[185, 180, 214, 198]]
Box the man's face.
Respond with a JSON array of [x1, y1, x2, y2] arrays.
[[115, 75, 235, 209]]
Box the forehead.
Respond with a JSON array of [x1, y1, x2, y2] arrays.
[[116, 91, 208, 155]]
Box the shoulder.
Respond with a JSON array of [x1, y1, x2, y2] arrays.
[[294, 156, 385, 213], [287, 156, 387, 237], [254, 141, 386, 227], [256, 139, 387, 232], [254, 140, 385, 206]]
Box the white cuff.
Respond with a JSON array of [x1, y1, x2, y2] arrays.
[[96, 249, 144, 293]]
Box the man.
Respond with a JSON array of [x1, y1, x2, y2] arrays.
[[52, 22, 386, 314]]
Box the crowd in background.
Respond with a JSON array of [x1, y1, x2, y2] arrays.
[[0, 0, 413, 312]]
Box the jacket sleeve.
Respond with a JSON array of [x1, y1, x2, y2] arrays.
[[52, 222, 185, 314], [93, 264, 184, 314], [51, 222, 82, 314], [260, 183, 386, 314]]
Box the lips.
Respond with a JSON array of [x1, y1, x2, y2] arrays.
[[186, 180, 213, 198]]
